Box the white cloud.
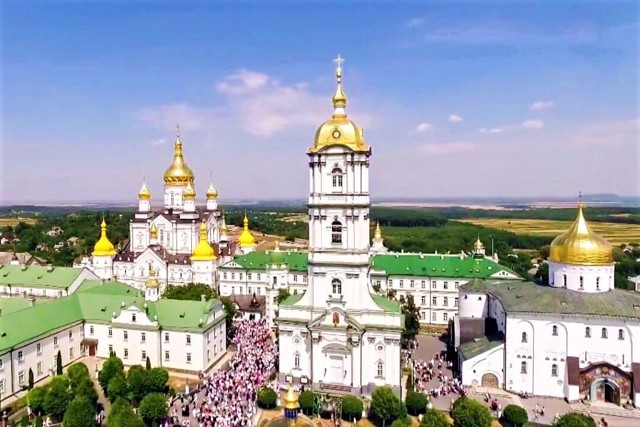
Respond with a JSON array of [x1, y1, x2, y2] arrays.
[[572, 118, 639, 146], [215, 69, 271, 95], [148, 138, 166, 146], [522, 119, 544, 129], [407, 18, 424, 29], [422, 141, 474, 154], [416, 123, 433, 132], [530, 101, 554, 111], [448, 114, 463, 123], [479, 127, 503, 134]]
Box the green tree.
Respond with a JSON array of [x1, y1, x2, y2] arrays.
[[27, 386, 47, 416], [146, 367, 169, 393], [127, 365, 148, 404], [28, 368, 34, 390], [451, 397, 492, 427], [400, 294, 421, 341], [552, 412, 596, 427], [99, 356, 124, 391], [502, 404, 528, 426], [341, 395, 363, 421], [420, 409, 449, 427], [298, 390, 316, 416], [67, 363, 90, 390], [162, 283, 216, 301], [219, 296, 237, 337], [276, 288, 291, 304], [55, 351, 63, 375], [20, 415, 29, 427], [107, 374, 129, 402], [145, 357, 151, 370], [257, 387, 277, 409], [405, 390, 428, 416], [62, 396, 95, 427], [34, 416, 43, 427], [138, 393, 168, 426], [75, 378, 98, 405], [535, 262, 549, 285], [370, 386, 402, 426], [107, 398, 145, 427], [44, 375, 72, 422], [390, 418, 411, 427]]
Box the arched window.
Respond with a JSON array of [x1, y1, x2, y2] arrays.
[[551, 364, 558, 377], [618, 329, 624, 340], [521, 332, 527, 343], [331, 220, 342, 244], [579, 276, 584, 289], [585, 327, 591, 338], [596, 277, 600, 290], [601, 328, 608, 339], [521, 361, 527, 374], [294, 353, 300, 369], [170, 193, 175, 206], [332, 168, 343, 188], [563, 275, 567, 287], [377, 361, 384, 377], [332, 279, 342, 295], [552, 325, 558, 336], [160, 229, 164, 244]]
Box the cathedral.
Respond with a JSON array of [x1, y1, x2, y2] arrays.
[[77, 129, 258, 292]]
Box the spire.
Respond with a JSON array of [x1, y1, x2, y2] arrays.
[[191, 221, 216, 261], [221, 213, 228, 233], [332, 54, 347, 115]]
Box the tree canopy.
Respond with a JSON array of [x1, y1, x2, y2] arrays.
[[370, 386, 402, 423], [63, 396, 96, 427], [552, 412, 597, 427]]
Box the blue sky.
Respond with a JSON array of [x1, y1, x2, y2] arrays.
[[2, 0, 638, 203]]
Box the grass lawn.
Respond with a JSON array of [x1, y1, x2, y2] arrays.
[[459, 218, 640, 245]]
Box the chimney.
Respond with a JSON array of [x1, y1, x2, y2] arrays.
[[200, 294, 206, 302], [29, 297, 36, 307], [46, 264, 54, 272]]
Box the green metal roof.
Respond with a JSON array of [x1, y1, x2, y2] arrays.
[[462, 279, 640, 319], [153, 299, 215, 331], [459, 334, 505, 360], [280, 294, 304, 306], [370, 254, 517, 279], [371, 293, 402, 313], [77, 280, 139, 296], [230, 251, 308, 272], [0, 265, 84, 289], [0, 298, 47, 315]]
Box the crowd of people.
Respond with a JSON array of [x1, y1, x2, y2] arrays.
[[168, 318, 278, 427], [412, 354, 463, 398]]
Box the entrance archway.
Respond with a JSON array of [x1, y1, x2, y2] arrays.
[[481, 373, 499, 388], [590, 378, 620, 405]]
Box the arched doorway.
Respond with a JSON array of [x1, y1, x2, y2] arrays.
[[590, 378, 620, 405], [481, 373, 499, 388]]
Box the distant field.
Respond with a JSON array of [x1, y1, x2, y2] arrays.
[[0, 217, 37, 227], [459, 218, 640, 245]]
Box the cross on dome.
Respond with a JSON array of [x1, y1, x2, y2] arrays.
[[334, 54, 345, 81]]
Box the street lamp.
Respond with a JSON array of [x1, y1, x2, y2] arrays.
[[283, 383, 300, 427]]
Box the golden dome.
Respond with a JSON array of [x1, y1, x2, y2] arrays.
[[163, 127, 195, 186], [221, 215, 228, 234], [206, 182, 218, 199], [549, 204, 613, 265], [237, 214, 256, 248], [309, 55, 370, 154], [149, 222, 158, 240], [183, 182, 196, 200], [283, 383, 299, 410], [92, 219, 117, 257], [192, 222, 216, 261], [474, 235, 485, 251], [373, 222, 383, 243], [138, 179, 151, 200], [145, 267, 160, 289]]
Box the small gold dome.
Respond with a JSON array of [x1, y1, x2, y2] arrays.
[[164, 129, 195, 186], [237, 214, 256, 248], [309, 56, 369, 154], [92, 219, 117, 257], [373, 222, 383, 243], [549, 204, 613, 265], [138, 180, 151, 200], [221, 215, 228, 234], [149, 222, 158, 240], [206, 182, 218, 199], [192, 222, 216, 261], [283, 384, 299, 410], [183, 182, 196, 200], [474, 236, 485, 251], [145, 267, 160, 289]]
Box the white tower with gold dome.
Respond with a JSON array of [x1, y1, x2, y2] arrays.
[[206, 177, 219, 212], [138, 179, 152, 213], [183, 182, 197, 213], [144, 266, 161, 302], [191, 222, 217, 286], [163, 125, 195, 211], [277, 57, 403, 396], [237, 214, 256, 254], [548, 200, 614, 293], [91, 219, 117, 279], [370, 222, 388, 254]]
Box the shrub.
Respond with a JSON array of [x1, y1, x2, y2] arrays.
[[44, 376, 72, 422], [257, 387, 278, 409], [370, 386, 402, 424], [391, 418, 411, 427], [341, 395, 363, 421], [107, 374, 129, 402], [27, 387, 47, 416], [405, 390, 428, 416], [420, 409, 450, 427], [98, 356, 124, 391], [451, 397, 492, 427], [63, 396, 96, 427], [552, 412, 597, 427], [138, 393, 168, 425], [502, 404, 528, 426], [298, 390, 316, 415], [67, 363, 90, 390]]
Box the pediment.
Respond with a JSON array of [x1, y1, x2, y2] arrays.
[[322, 343, 350, 354]]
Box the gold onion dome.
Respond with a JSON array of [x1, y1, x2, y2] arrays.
[[309, 55, 369, 154], [138, 179, 151, 200], [192, 222, 216, 261], [221, 215, 228, 233], [163, 126, 195, 186], [149, 223, 158, 239], [474, 236, 485, 251], [237, 214, 256, 247], [183, 182, 196, 199], [373, 222, 383, 243], [206, 182, 219, 199], [92, 219, 117, 256], [549, 203, 613, 265], [283, 384, 299, 410], [145, 267, 160, 289]]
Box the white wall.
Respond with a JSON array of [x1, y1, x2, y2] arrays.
[[461, 345, 505, 388], [549, 262, 615, 293]]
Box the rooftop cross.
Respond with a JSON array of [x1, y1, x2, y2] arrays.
[[176, 123, 180, 138], [334, 54, 345, 81]]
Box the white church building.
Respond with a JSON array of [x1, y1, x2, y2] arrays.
[[454, 203, 640, 406]]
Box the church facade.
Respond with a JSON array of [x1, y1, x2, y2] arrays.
[[455, 205, 640, 407]]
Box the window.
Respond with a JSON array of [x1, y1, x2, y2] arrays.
[[563, 275, 567, 287], [619, 329, 625, 340], [552, 325, 558, 336], [596, 277, 600, 290], [399, 280, 404, 288], [332, 168, 343, 188], [258, 274, 261, 280], [186, 335, 191, 345], [123, 331, 128, 341], [303, 276, 307, 283], [36, 343, 41, 355], [37, 362, 42, 375], [141, 332, 146, 343], [108, 328, 112, 338], [17, 351, 23, 362], [585, 327, 591, 338], [223, 272, 227, 280], [601, 328, 608, 339], [421, 296, 426, 305], [231, 273, 235, 280], [294, 353, 300, 369], [332, 279, 342, 295], [207, 350, 210, 361], [239, 273, 243, 280], [0, 379, 4, 393], [273, 277, 277, 285], [410, 280, 414, 289], [521, 361, 527, 374], [377, 361, 384, 377], [579, 276, 584, 289], [89, 326, 94, 335], [68, 330, 73, 340], [421, 281, 426, 289], [432, 297, 437, 306], [443, 312, 448, 321], [132, 314, 137, 322], [521, 332, 528, 343], [165, 351, 170, 361], [18, 371, 25, 385], [443, 281, 448, 290], [432, 312, 437, 321], [551, 364, 558, 377], [165, 333, 169, 343], [431, 281, 437, 289], [454, 297, 459, 307], [0, 359, 3, 371], [141, 350, 146, 361], [69, 347, 74, 359], [186, 353, 192, 364], [108, 344, 113, 355], [443, 297, 448, 306], [331, 220, 342, 244], [454, 282, 459, 290], [248, 273, 252, 280]]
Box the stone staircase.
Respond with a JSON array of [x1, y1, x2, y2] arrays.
[[569, 402, 640, 419]]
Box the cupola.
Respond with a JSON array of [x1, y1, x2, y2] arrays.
[[191, 222, 216, 261], [238, 214, 256, 248], [163, 124, 195, 186], [92, 219, 117, 257]]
